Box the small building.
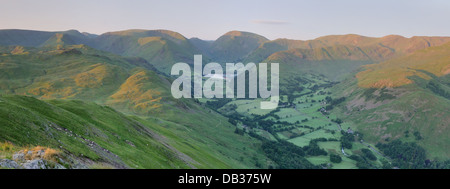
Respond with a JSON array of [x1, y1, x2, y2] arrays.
[[347, 128, 354, 134]]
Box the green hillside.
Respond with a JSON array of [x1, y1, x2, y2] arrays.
[[90, 29, 205, 74], [1, 29, 449, 169], [0, 44, 270, 169], [0, 95, 268, 168], [329, 42, 450, 160], [0, 95, 189, 168], [0, 29, 89, 47], [188, 37, 213, 56], [264, 45, 378, 81], [208, 31, 269, 62], [0, 29, 206, 75], [357, 42, 450, 88], [0, 29, 56, 47], [245, 34, 450, 64], [330, 76, 450, 160]]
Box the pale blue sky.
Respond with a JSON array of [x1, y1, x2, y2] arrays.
[[0, 0, 449, 40]]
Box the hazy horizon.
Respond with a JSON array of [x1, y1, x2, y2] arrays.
[[3, 28, 450, 42], [1, 0, 449, 40]]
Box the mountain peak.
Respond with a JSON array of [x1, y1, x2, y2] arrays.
[[209, 31, 269, 62], [223, 30, 245, 36], [222, 30, 268, 41], [381, 34, 406, 39], [314, 34, 377, 46], [104, 29, 187, 40]]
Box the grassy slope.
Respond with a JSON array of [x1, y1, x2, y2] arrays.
[[0, 29, 90, 48], [245, 34, 450, 64], [209, 31, 269, 63], [356, 42, 450, 88], [0, 45, 136, 101], [331, 71, 450, 160], [90, 29, 204, 74], [0, 30, 57, 47], [0, 95, 189, 168], [0, 96, 267, 169], [0, 29, 204, 75], [0, 45, 269, 168], [264, 45, 376, 81], [337, 42, 450, 160]]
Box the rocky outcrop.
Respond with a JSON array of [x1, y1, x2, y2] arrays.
[[1, 148, 83, 169], [0, 159, 21, 169], [22, 159, 48, 169]]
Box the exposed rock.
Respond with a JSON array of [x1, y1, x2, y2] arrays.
[[12, 151, 25, 162], [37, 150, 45, 157], [0, 159, 22, 169], [53, 163, 66, 169], [22, 159, 47, 169], [6, 146, 97, 169], [70, 162, 89, 169]]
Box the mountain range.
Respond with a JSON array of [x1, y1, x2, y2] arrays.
[[0, 29, 449, 168]]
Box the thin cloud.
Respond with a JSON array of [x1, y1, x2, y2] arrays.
[[251, 20, 290, 25]]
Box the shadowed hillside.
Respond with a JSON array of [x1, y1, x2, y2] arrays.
[[0, 44, 270, 168], [1, 29, 449, 168], [207, 31, 269, 62]]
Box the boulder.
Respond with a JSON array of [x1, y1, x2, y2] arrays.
[[22, 159, 47, 169], [0, 159, 22, 169], [53, 163, 66, 169], [12, 151, 25, 162]]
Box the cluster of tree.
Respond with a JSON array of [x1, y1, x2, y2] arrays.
[[331, 118, 343, 124], [281, 76, 337, 105], [327, 138, 338, 142], [340, 131, 355, 149], [404, 130, 410, 137], [348, 154, 374, 169], [301, 125, 314, 130], [344, 140, 450, 169], [206, 98, 232, 109], [227, 111, 269, 129], [228, 118, 238, 126], [376, 140, 428, 169], [257, 119, 276, 131], [427, 80, 450, 99], [274, 126, 296, 132], [289, 132, 305, 139], [253, 107, 281, 120], [361, 148, 377, 161], [413, 131, 423, 140], [261, 140, 318, 169], [317, 91, 328, 95], [234, 128, 245, 135], [304, 138, 328, 156], [330, 154, 342, 163], [259, 137, 332, 169], [227, 107, 287, 134], [309, 84, 320, 92], [280, 77, 308, 103], [324, 96, 346, 111], [331, 97, 346, 106], [248, 131, 264, 140]]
